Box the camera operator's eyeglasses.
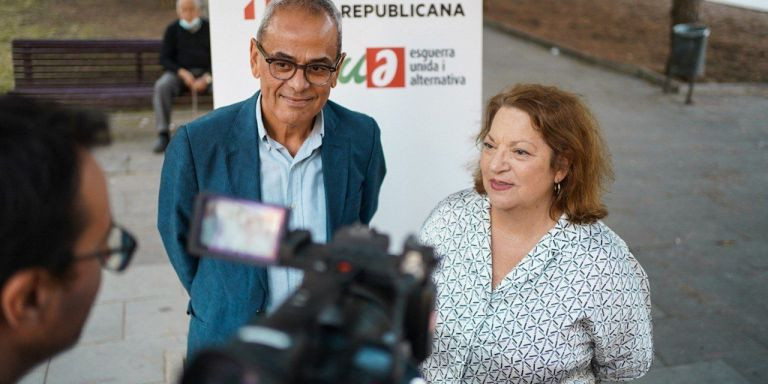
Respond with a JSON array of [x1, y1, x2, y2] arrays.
[[75, 224, 136, 272], [255, 41, 343, 86]]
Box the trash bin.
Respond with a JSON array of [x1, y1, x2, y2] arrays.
[[664, 23, 710, 104], [669, 23, 710, 78]]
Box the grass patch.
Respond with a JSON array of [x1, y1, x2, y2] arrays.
[[1, 0, 175, 92]]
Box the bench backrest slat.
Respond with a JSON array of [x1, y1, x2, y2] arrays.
[[10, 39, 212, 110], [12, 39, 164, 88], [13, 39, 161, 51]]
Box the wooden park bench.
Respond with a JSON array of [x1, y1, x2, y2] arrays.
[[9, 39, 211, 110]]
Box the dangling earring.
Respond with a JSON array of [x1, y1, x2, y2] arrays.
[[554, 182, 561, 196]]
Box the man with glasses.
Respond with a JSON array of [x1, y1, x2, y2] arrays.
[[158, 0, 386, 358], [0, 95, 136, 383]]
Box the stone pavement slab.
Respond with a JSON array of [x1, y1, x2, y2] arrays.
[[18, 365, 46, 384], [95, 264, 187, 305], [634, 360, 752, 384], [124, 298, 188, 342], [96, 141, 165, 267], [78, 302, 124, 345], [43, 337, 168, 384]]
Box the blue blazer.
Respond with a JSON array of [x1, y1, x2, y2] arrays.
[[157, 92, 386, 357]]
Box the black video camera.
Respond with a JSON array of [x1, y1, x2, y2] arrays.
[[180, 194, 437, 384]]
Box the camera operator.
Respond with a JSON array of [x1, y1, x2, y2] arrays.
[[0, 95, 136, 383]]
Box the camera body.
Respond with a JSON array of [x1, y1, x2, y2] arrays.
[[182, 195, 437, 384]]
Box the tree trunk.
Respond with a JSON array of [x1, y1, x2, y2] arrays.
[[670, 0, 702, 45], [671, 0, 702, 26]]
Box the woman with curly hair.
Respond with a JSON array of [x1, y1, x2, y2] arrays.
[[420, 84, 653, 383]]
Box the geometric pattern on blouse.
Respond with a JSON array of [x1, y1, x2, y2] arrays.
[[418, 189, 653, 383]]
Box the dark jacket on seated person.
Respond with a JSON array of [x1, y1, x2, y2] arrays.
[[160, 18, 211, 74]]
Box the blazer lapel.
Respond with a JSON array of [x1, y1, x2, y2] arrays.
[[225, 92, 267, 293], [226, 92, 262, 202], [321, 105, 350, 239]]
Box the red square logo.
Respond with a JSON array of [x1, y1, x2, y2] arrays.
[[366, 47, 405, 88]]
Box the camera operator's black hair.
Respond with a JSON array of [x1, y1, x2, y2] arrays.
[[0, 95, 110, 289]]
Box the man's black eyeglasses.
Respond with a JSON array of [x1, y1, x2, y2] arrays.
[[75, 224, 136, 272], [255, 41, 344, 86]]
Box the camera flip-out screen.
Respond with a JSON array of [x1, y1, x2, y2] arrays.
[[188, 194, 289, 265]]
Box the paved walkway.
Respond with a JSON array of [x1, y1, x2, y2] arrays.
[[19, 25, 768, 383]]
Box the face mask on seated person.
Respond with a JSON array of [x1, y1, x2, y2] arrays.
[[180, 17, 202, 33]]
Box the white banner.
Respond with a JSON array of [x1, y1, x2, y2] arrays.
[[209, 0, 482, 249]]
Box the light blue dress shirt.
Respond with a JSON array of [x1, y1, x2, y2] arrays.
[[255, 94, 327, 313]]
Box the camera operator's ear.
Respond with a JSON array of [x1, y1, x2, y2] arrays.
[[1, 269, 58, 333]]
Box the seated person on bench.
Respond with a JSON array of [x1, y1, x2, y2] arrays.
[[153, 0, 212, 153]]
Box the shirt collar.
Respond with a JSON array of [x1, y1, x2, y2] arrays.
[[255, 93, 325, 149]]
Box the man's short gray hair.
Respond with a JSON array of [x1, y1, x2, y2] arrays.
[[176, 0, 203, 9], [256, 0, 343, 58]]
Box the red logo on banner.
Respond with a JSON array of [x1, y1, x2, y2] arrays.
[[244, 0, 255, 20], [366, 48, 405, 88], [244, 0, 270, 20]]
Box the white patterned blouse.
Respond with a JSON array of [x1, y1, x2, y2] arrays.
[[419, 189, 653, 383]]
